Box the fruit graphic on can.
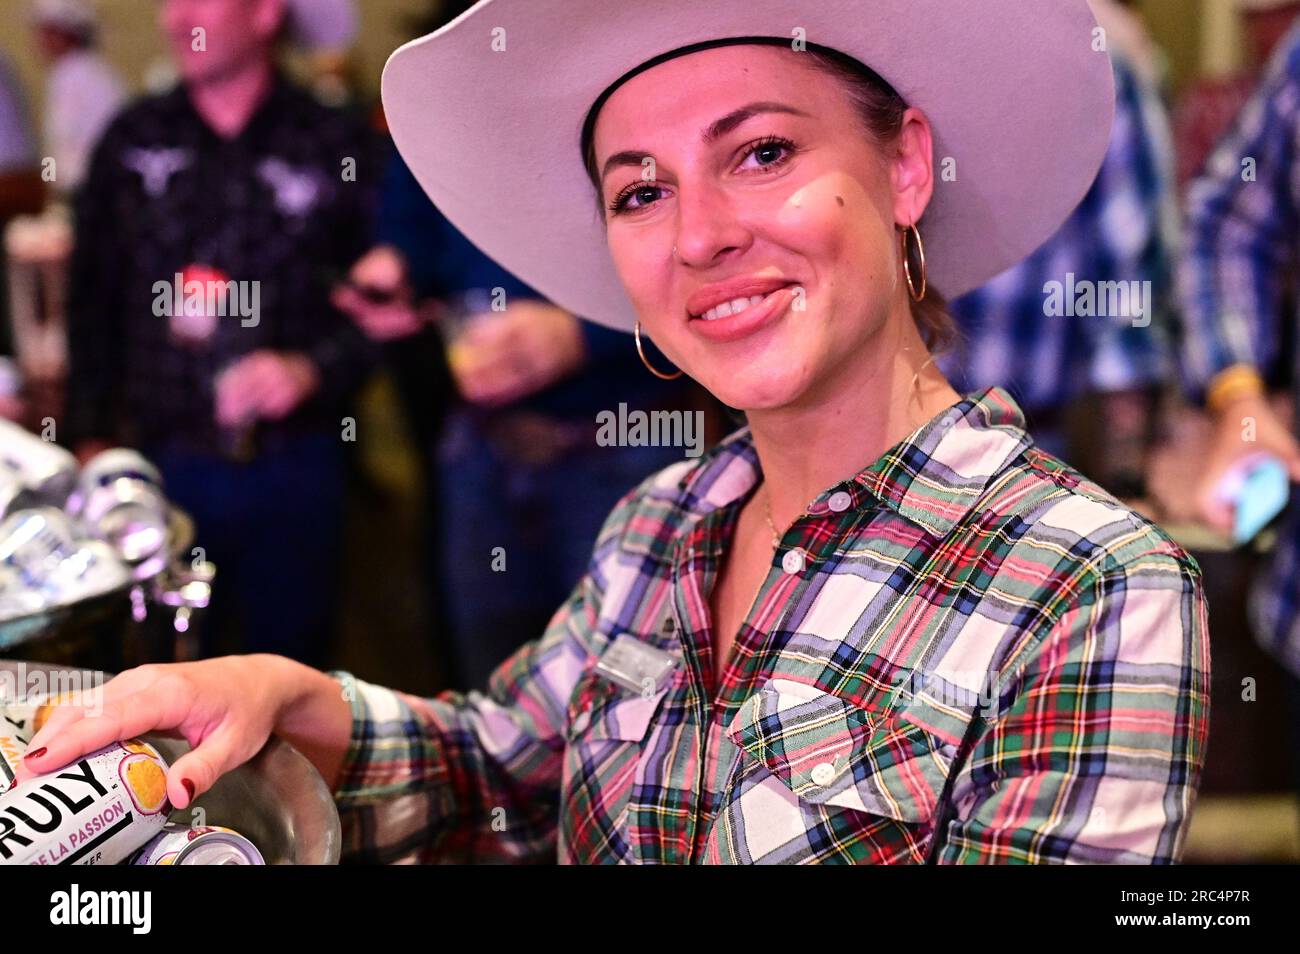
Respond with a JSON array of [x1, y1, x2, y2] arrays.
[[131, 823, 265, 865], [0, 738, 170, 865], [2, 690, 77, 746], [0, 713, 25, 791]]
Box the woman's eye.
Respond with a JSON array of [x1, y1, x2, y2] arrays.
[[610, 183, 664, 214], [607, 138, 794, 216], [738, 137, 795, 171]]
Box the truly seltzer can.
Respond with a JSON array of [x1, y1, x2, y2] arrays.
[[75, 448, 169, 565], [0, 739, 170, 864], [0, 419, 77, 507], [131, 823, 265, 865]]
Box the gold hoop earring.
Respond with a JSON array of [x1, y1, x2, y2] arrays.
[[634, 321, 684, 380], [900, 223, 927, 302]]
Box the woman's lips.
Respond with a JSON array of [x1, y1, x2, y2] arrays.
[[688, 283, 798, 343]]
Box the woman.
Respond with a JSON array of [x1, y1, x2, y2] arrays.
[[18, 0, 1211, 864]]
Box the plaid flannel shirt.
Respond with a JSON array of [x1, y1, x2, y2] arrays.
[[1176, 22, 1300, 679], [330, 387, 1210, 864]]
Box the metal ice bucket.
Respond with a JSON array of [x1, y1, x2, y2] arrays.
[[0, 509, 211, 671], [4, 661, 341, 864]]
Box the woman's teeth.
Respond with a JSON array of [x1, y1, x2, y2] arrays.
[[699, 294, 767, 322]]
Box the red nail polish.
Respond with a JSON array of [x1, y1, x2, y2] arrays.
[[23, 747, 46, 760], [182, 778, 195, 800]]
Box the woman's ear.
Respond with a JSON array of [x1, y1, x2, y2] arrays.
[[890, 107, 935, 227]]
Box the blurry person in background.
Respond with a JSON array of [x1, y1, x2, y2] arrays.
[[331, 2, 711, 695], [335, 144, 709, 693], [62, 0, 380, 667], [31, 0, 127, 197], [1178, 18, 1300, 803], [0, 54, 42, 224], [0, 52, 44, 424], [1174, 0, 1300, 188], [7, 0, 124, 428], [941, 7, 1178, 502]]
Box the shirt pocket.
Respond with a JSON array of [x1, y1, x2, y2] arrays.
[[565, 672, 670, 744], [559, 671, 673, 863], [712, 678, 960, 863]]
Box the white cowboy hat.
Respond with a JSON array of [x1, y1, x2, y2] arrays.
[[381, 0, 1115, 332]]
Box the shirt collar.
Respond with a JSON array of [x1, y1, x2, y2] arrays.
[[676, 386, 1033, 538], [178, 67, 296, 143]]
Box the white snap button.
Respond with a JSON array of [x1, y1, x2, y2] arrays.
[[828, 491, 852, 513], [943, 414, 959, 427], [810, 762, 836, 786], [781, 548, 805, 575]]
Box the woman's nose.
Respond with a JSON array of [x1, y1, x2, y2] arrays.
[[671, 183, 752, 268]]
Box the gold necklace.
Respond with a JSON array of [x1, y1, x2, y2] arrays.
[[764, 486, 790, 548]]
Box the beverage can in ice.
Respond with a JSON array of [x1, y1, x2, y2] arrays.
[[0, 738, 171, 865]]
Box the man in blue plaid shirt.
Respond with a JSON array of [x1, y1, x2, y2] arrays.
[[1176, 18, 1300, 795], [940, 45, 1177, 499]]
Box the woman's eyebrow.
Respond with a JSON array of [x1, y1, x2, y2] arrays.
[[702, 101, 809, 145], [599, 101, 811, 183]]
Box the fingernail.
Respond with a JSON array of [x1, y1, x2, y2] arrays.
[[182, 778, 195, 801], [23, 747, 46, 760]]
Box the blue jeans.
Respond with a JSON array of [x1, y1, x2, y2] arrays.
[[432, 410, 688, 691], [146, 431, 346, 668]]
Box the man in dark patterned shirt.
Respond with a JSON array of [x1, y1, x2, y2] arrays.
[[63, 0, 380, 666]]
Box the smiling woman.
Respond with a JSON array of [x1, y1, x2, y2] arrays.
[[581, 39, 957, 354], [16, 0, 1211, 866], [582, 39, 950, 421]]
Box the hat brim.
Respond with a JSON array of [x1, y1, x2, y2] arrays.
[[382, 0, 1115, 332]]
